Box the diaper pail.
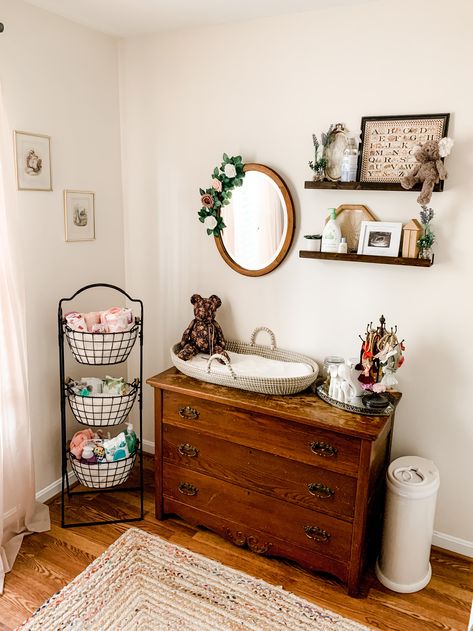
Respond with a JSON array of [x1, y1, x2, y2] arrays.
[[376, 456, 440, 593]]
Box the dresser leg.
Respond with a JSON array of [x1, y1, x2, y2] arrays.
[[347, 581, 361, 597]]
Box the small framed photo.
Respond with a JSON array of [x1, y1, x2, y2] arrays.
[[64, 190, 95, 242], [357, 221, 402, 257], [357, 114, 449, 184], [14, 130, 52, 191]]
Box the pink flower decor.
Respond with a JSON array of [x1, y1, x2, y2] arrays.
[[201, 194, 214, 209], [372, 382, 387, 393], [212, 178, 222, 192]]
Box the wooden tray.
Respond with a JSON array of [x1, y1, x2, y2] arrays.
[[325, 204, 377, 253]]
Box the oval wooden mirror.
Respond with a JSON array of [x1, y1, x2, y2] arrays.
[[215, 164, 295, 276]]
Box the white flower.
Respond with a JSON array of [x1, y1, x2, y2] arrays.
[[224, 163, 237, 178], [438, 137, 454, 158], [204, 215, 218, 231]]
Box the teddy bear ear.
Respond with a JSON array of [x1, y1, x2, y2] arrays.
[[190, 294, 202, 305], [209, 294, 222, 308]]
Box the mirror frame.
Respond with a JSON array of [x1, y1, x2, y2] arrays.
[[214, 163, 295, 277]]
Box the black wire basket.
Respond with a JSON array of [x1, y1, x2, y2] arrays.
[[66, 380, 139, 427], [69, 451, 137, 489], [64, 321, 140, 365]]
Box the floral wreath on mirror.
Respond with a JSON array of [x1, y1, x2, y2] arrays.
[[198, 153, 245, 237]]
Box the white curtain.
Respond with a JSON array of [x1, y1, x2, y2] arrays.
[[0, 84, 50, 593]]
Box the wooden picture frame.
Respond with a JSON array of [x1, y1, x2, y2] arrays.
[[357, 114, 450, 184], [64, 190, 95, 242], [357, 221, 403, 257], [14, 130, 52, 191]]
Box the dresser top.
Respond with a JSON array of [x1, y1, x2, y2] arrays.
[[147, 368, 399, 441]]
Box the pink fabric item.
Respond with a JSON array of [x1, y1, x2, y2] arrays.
[[69, 429, 95, 459], [65, 312, 87, 332], [102, 307, 130, 333], [84, 311, 101, 332]]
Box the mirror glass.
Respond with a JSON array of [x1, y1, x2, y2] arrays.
[[216, 164, 294, 276]]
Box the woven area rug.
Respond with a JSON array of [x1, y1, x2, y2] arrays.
[[17, 527, 371, 630]]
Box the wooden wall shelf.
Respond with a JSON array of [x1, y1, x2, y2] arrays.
[[299, 250, 433, 267], [304, 180, 443, 192]]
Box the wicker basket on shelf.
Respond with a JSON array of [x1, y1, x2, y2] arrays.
[[69, 452, 136, 489], [64, 321, 140, 365], [171, 326, 319, 396], [65, 380, 139, 427]]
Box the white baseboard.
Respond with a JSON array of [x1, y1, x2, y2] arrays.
[[35, 470, 77, 504], [142, 439, 154, 454], [432, 530, 473, 558]]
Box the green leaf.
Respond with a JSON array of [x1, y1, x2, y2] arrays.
[[223, 153, 229, 162], [199, 188, 205, 195], [207, 228, 213, 235], [213, 168, 219, 177]]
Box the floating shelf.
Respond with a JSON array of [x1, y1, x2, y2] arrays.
[[304, 180, 444, 192], [299, 250, 433, 267]]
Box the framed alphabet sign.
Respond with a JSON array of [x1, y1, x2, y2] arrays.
[[357, 114, 450, 184]]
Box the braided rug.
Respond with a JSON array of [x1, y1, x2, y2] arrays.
[[16, 528, 371, 630]]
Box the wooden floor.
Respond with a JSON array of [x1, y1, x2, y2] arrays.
[[1, 455, 472, 631]]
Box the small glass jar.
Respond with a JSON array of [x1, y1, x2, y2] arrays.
[[323, 355, 345, 386]]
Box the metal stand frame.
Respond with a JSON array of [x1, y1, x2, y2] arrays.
[[58, 283, 144, 528]]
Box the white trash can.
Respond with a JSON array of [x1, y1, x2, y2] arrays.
[[375, 456, 440, 593]]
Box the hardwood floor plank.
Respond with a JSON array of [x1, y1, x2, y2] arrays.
[[0, 455, 471, 631]]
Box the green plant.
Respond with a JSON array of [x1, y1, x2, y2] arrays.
[[417, 205, 435, 250], [198, 154, 245, 237], [308, 134, 327, 173]]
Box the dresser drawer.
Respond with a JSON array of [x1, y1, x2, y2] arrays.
[[163, 424, 356, 519], [163, 391, 360, 475], [163, 463, 353, 561]]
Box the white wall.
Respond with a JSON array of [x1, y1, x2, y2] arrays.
[[119, 0, 473, 551], [0, 0, 125, 492]]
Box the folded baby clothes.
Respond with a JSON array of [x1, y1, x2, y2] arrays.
[[65, 306, 134, 333], [65, 311, 87, 332]]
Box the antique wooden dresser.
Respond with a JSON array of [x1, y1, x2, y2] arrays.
[[147, 368, 397, 596]]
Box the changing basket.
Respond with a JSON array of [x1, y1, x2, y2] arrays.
[[171, 327, 319, 395]]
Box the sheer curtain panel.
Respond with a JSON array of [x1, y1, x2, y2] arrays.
[[0, 84, 50, 593]]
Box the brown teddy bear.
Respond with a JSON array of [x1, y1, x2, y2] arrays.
[[177, 294, 229, 361], [400, 138, 452, 205]]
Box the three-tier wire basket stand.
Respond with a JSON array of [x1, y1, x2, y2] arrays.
[[58, 283, 144, 527]]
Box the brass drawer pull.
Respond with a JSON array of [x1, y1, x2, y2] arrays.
[[178, 405, 200, 420], [304, 525, 331, 543], [178, 443, 199, 458], [307, 482, 335, 499], [310, 441, 338, 458], [178, 482, 198, 496]]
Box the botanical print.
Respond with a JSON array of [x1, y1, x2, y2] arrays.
[[64, 190, 95, 242], [25, 149, 42, 175], [14, 131, 52, 191], [73, 204, 88, 227]]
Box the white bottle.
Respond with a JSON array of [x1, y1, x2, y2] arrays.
[[322, 208, 341, 253], [338, 237, 348, 253], [340, 135, 359, 182]]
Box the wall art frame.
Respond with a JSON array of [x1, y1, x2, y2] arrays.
[[357, 221, 402, 257], [357, 114, 450, 184], [64, 190, 95, 242], [14, 130, 52, 191]]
